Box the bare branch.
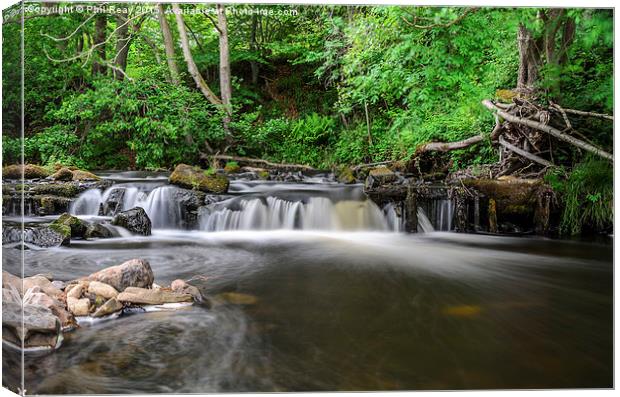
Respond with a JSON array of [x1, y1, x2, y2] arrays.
[[498, 136, 553, 167]]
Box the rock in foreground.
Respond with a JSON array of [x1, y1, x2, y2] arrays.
[[81, 258, 154, 291], [117, 287, 193, 305]]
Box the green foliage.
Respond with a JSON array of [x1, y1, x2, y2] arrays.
[[551, 158, 613, 236], [2, 136, 21, 165]]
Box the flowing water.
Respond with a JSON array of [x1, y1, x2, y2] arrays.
[[2, 172, 613, 393]]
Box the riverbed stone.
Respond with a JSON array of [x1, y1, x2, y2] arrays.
[[52, 213, 87, 238], [49, 167, 74, 181], [2, 271, 22, 294], [23, 275, 63, 299], [112, 207, 152, 236], [2, 164, 52, 180], [67, 297, 91, 316], [216, 292, 258, 305], [365, 166, 397, 189], [92, 298, 124, 317], [88, 281, 119, 299], [117, 286, 193, 305], [84, 223, 113, 239], [2, 302, 61, 349], [171, 279, 203, 302], [66, 282, 87, 299], [71, 169, 100, 181], [81, 259, 154, 291], [32, 183, 79, 197], [169, 164, 229, 194]]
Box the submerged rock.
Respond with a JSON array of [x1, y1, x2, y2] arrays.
[[169, 163, 229, 194], [112, 207, 152, 236], [81, 259, 154, 292], [2, 302, 62, 350], [216, 292, 258, 305], [52, 213, 87, 238], [117, 286, 193, 305], [171, 279, 203, 302]]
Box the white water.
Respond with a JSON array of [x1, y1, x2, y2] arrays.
[[199, 196, 391, 231], [70, 189, 104, 215], [417, 208, 435, 233]]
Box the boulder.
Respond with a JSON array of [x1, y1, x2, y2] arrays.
[[8, 225, 71, 248], [23, 275, 63, 299], [112, 207, 152, 236], [66, 282, 87, 299], [365, 166, 397, 189], [169, 164, 229, 194], [2, 302, 61, 349], [2, 164, 51, 180], [81, 259, 154, 292], [51, 280, 66, 290], [52, 213, 87, 238], [336, 166, 356, 184], [117, 287, 193, 305], [32, 183, 78, 197], [92, 298, 123, 317], [67, 297, 90, 316], [2, 271, 22, 294], [170, 279, 203, 302], [71, 170, 100, 181], [87, 281, 118, 299], [84, 223, 113, 239], [49, 167, 74, 181]]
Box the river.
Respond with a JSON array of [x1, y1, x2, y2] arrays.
[[2, 171, 613, 393]]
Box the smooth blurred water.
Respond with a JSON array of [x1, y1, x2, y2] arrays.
[[2, 230, 613, 392]]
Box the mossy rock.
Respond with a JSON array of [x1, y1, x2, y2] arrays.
[[258, 170, 270, 180], [336, 166, 356, 184], [52, 213, 87, 238], [36, 195, 73, 215], [496, 89, 518, 102], [31, 183, 79, 197], [71, 170, 100, 181], [48, 223, 71, 242], [169, 164, 229, 194], [2, 164, 51, 179], [50, 167, 74, 181], [224, 162, 241, 174]]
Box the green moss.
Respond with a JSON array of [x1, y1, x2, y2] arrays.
[[31, 183, 78, 197], [71, 170, 100, 181], [48, 223, 71, 239], [224, 161, 241, 174], [52, 213, 86, 237], [336, 166, 356, 184], [258, 171, 270, 180], [169, 164, 229, 194], [2, 164, 51, 179]]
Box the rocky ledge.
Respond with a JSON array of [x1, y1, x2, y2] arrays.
[[2, 259, 205, 352]]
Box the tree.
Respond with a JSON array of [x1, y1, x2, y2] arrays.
[[157, 3, 180, 84], [92, 13, 107, 75]]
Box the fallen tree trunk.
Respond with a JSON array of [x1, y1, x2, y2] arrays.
[[417, 134, 484, 153], [482, 100, 613, 162], [498, 136, 554, 167], [209, 155, 317, 172]]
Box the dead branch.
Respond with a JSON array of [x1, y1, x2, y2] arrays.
[[482, 99, 613, 162], [417, 134, 484, 153], [498, 136, 553, 167], [560, 107, 613, 121]]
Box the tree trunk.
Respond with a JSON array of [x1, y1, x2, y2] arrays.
[[113, 13, 130, 81], [157, 4, 180, 85], [417, 134, 485, 153], [92, 14, 107, 76], [217, 4, 233, 118], [172, 3, 222, 105], [516, 23, 540, 94], [249, 14, 259, 85]]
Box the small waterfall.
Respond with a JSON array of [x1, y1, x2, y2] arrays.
[[139, 186, 182, 229], [436, 199, 454, 231], [199, 197, 391, 232], [383, 203, 403, 232], [70, 189, 103, 215], [417, 208, 435, 233]]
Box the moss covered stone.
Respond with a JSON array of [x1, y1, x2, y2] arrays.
[[336, 166, 356, 184], [32, 183, 79, 197], [71, 170, 100, 181], [37, 195, 73, 215], [48, 223, 71, 243], [52, 213, 87, 238], [169, 164, 229, 194], [50, 167, 74, 181], [2, 164, 52, 180], [224, 162, 241, 174], [258, 170, 270, 180]]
